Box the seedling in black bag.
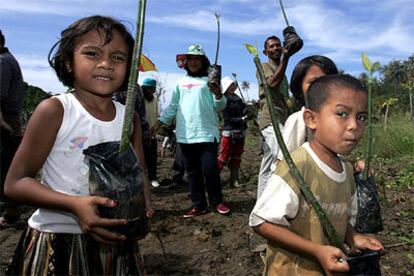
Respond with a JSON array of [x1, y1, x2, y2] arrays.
[[354, 54, 383, 234], [84, 0, 150, 240], [277, 0, 303, 57], [207, 13, 222, 88]]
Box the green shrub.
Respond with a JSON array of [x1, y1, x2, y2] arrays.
[[355, 114, 414, 159], [353, 114, 414, 191]]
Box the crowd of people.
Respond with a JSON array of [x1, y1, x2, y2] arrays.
[[1, 14, 384, 275]]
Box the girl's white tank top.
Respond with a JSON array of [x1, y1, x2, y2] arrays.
[[28, 93, 125, 233]]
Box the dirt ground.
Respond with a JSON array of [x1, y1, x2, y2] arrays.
[[1, 134, 413, 275]]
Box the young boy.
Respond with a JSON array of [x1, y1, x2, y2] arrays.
[[249, 74, 383, 275]]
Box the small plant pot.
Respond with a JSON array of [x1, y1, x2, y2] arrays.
[[84, 141, 149, 240], [282, 26, 303, 57], [347, 249, 382, 275], [208, 64, 222, 88]]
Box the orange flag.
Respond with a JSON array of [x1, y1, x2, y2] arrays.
[[139, 54, 157, 72]]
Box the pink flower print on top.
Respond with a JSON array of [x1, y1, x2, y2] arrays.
[[181, 83, 201, 90], [64, 136, 88, 156], [70, 136, 88, 150]]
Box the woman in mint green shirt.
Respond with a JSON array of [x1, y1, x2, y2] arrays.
[[152, 44, 231, 218]]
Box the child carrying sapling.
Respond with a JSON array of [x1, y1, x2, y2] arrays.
[[5, 15, 153, 275], [249, 74, 383, 275], [152, 44, 231, 217]]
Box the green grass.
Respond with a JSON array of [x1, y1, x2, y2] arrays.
[[244, 121, 261, 148], [354, 114, 414, 158], [353, 114, 414, 190]]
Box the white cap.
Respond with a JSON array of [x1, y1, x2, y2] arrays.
[[221, 76, 235, 94]]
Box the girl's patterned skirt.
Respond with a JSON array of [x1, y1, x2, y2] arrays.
[[7, 227, 145, 275]]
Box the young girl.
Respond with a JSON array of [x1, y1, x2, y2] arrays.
[[152, 44, 230, 218], [276, 55, 338, 161], [4, 15, 153, 275]]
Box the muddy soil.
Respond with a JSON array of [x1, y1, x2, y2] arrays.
[[1, 134, 413, 275]]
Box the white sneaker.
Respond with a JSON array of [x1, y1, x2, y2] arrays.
[[151, 180, 160, 188]]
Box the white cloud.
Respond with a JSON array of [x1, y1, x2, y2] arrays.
[[147, 10, 277, 35], [22, 67, 67, 94], [288, 2, 414, 60], [5, 0, 413, 98], [15, 54, 66, 94], [1, 0, 131, 18], [139, 71, 184, 111]]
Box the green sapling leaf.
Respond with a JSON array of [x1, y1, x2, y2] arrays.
[[360, 52, 381, 180], [244, 43, 258, 56], [362, 53, 372, 72]]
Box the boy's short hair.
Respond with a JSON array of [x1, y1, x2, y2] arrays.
[[290, 55, 338, 107], [263, 36, 281, 50], [48, 15, 134, 90], [305, 74, 367, 111]]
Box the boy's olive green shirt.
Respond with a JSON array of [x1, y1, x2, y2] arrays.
[[257, 62, 290, 129], [264, 146, 355, 275]]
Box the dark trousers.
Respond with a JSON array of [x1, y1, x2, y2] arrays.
[[143, 138, 157, 181], [180, 142, 223, 209], [171, 143, 185, 183]]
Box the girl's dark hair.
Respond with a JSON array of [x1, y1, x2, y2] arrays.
[[184, 55, 211, 77], [290, 55, 338, 107], [48, 15, 134, 90], [305, 74, 367, 112]]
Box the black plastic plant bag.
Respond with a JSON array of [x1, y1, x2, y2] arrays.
[[347, 249, 382, 275], [83, 141, 149, 239], [282, 26, 303, 57], [208, 64, 222, 88], [354, 173, 383, 233]]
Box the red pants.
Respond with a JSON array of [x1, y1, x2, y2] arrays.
[[217, 136, 245, 170]]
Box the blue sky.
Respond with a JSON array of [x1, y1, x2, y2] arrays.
[[2, 0, 413, 107]]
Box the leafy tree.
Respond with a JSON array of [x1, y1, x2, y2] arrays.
[[380, 58, 410, 112], [359, 54, 414, 117], [22, 82, 51, 123], [401, 55, 414, 120]]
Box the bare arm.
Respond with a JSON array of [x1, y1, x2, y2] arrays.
[[255, 221, 349, 275], [266, 53, 289, 89], [5, 98, 73, 209]]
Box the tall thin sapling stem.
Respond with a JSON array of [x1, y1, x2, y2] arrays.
[[361, 53, 381, 181], [119, 0, 147, 155]]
